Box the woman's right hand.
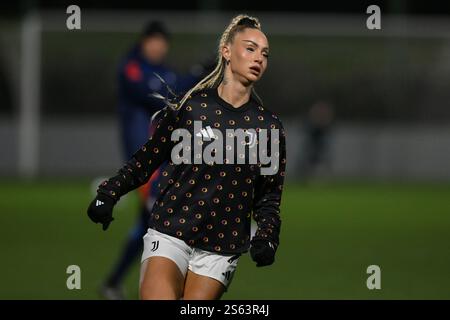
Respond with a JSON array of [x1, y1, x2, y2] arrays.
[[87, 193, 116, 231]]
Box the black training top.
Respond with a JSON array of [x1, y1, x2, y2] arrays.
[[97, 88, 286, 254]]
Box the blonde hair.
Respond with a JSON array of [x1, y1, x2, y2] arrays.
[[175, 14, 264, 109]]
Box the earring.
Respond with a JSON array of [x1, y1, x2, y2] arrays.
[[226, 60, 230, 65]]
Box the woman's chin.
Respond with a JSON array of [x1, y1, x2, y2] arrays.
[[242, 73, 260, 85]]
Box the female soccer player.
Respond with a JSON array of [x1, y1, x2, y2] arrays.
[[87, 14, 286, 300]]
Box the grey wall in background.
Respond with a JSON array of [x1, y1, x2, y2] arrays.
[[1, 118, 449, 181]]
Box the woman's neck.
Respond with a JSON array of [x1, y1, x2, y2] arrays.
[[217, 78, 252, 109]]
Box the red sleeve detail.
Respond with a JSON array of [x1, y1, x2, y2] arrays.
[[124, 60, 143, 82]]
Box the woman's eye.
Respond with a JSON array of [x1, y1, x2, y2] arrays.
[[263, 53, 269, 58], [246, 47, 255, 52]]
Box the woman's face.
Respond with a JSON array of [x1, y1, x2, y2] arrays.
[[225, 28, 269, 84]]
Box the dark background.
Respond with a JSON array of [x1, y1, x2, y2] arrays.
[[0, 0, 449, 300]]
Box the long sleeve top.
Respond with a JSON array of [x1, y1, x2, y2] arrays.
[[98, 88, 286, 254]]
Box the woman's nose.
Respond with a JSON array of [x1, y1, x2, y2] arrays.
[[254, 55, 263, 64]]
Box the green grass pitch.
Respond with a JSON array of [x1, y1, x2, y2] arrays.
[[0, 180, 449, 299]]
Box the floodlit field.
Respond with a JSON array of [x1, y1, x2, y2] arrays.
[[1, 180, 449, 299]]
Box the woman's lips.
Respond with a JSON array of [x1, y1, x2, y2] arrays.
[[249, 66, 261, 74]]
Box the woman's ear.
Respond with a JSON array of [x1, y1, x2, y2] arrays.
[[221, 45, 231, 62]]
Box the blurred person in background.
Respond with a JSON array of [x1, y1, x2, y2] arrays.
[[100, 20, 209, 300], [88, 14, 286, 300], [298, 100, 335, 179]]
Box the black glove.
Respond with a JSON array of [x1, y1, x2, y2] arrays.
[[87, 193, 116, 231], [250, 239, 277, 267]]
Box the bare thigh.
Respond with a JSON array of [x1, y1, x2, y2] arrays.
[[139, 256, 185, 300], [182, 270, 226, 300]]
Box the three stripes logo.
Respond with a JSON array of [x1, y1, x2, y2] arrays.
[[196, 126, 217, 140], [95, 200, 104, 207], [222, 271, 232, 281]]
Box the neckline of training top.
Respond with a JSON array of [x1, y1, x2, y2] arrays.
[[209, 87, 257, 113]]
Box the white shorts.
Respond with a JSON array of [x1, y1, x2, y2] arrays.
[[141, 228, 240, 288]]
